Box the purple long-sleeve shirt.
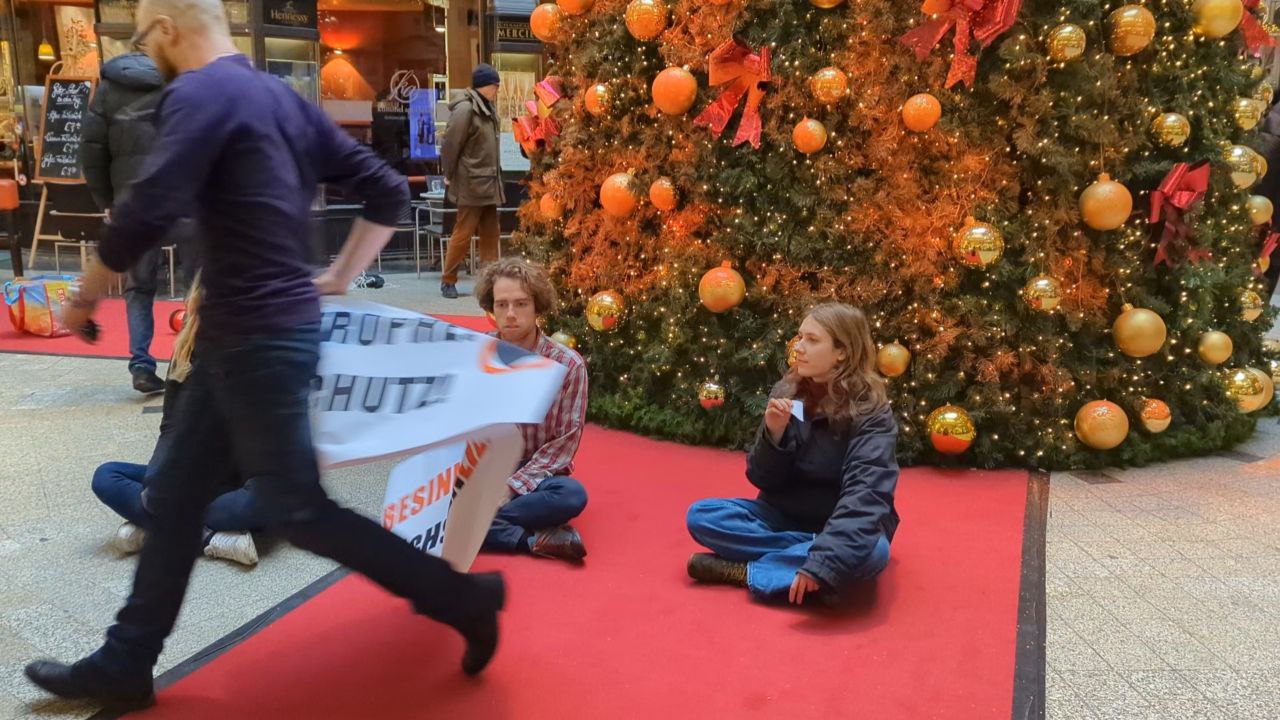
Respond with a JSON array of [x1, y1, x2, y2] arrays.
[[97, 55, 407, 337]]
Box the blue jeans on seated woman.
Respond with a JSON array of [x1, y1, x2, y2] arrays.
[[91, 461, 262, 533], [686, 497, 890, 601]]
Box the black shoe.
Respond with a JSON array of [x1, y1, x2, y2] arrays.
[[24, 657, 155, 711], [415, 572, 505, 676], [130, 369, 164, 395], [440, 282, 459, 299], [530, 526, 587, 562], [687, 553, 748, 587]]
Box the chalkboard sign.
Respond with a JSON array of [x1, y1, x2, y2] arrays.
[[36, 75, 96, 184]]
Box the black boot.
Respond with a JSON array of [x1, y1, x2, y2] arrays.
[[131, 368, 164, 395], [24, 657, 155, 711], [687, 553, 748, 587], [415, 571, 505, 676]]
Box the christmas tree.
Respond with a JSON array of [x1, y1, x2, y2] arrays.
[[514, 0, 1279, 469]]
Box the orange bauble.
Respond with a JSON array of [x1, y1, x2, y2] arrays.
[[652, 67, 698, 116], [624, 0, 667, 40], [902, 93, 942, 132], [1079, 173, 1134, 231], [698, 261, 746, 313], [599, 173, 638, 218], [529, 3, 563, 42], [649, 177, 678, 211], [809, 67, 849, 105], [539, 194, 563, 220], [921, 0, 951, 12], [1074, 400, 1130, 450], [584, 83, 610, 116], [556, 0, 593, 15], [792, 118, 828, 154], [168, 309, 186, 334]]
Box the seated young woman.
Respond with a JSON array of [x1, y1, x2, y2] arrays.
[[685, 302, 900, 605]]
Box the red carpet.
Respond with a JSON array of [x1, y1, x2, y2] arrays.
[[0, 298, 183, 360], [130, 427, 1028, 720]]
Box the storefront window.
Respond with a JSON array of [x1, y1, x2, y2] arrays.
[[266, 36, 318, 102], [98, 0, 249, 26]]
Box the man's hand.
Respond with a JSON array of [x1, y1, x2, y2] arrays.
[[64, 258, 115, 344], [789, 571, 821, 605], [312, 271, 347, 296], [764, 398, 792, 444]]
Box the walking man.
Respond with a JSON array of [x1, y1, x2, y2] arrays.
[[439, 63, 504, 299], [28, 0, 504, 710]]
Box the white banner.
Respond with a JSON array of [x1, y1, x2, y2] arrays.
[[314, 298, 566, 569]]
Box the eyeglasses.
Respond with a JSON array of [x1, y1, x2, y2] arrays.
[[130, 18, 163, 52]]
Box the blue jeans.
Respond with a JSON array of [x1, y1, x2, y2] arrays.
[[124, 247, 160, 374], [94, 324, 487, 674], [686, 498, 890, 601], [483, 476, 587, 551], [91, 461, 262, 533]]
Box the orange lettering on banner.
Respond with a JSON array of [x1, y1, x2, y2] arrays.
[[383, 440, 493, 529]]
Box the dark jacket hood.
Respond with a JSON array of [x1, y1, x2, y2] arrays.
[[102, 53, 164, 91]]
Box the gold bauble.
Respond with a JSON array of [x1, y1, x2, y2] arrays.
[[1234, 98, 1265, 131], [1112, 304, 1167, 358], [810, 0, 844, 8], [698, 381, 726, 410], [1074, 400, 1130, 450], [952, 217, 1004, 268], [786, 336, 801, 367], [697, 261, 746, 313], [1107, 5, 1157, 56], [1023, 275, 1063, 312], [876, 342, 911, 378], [624, 0, 667, 41], [1198, 330, 1234, 365], [1046, 23, 1087, 62], [1191, 0, 1244, 39], [1241, 289, 1265, 322], [1151, 113, 1191, 148], [550, 330, 577, 349], [1254, 81, 1275, 105], [1247, 195, 1274, 225], [529, 3, 564, 42], [1139, 398, 1172, 433], [585, 290, 625, 331], [809, 67, 849, 105], [1224, 368, 1267, 412], [1079, 173, 1134, 231], [1224, 145, 1263, 188], [1251, 367, 1275, 408], [926, 405, 976, 455]]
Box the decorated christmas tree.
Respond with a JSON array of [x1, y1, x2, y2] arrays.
[[512, 0, 1279, 469]]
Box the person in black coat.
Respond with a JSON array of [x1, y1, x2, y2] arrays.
[[686, 303, 900, 605], [80, 52, 196, 394]]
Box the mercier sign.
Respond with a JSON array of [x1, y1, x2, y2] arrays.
[[262, 0, 316, 28]]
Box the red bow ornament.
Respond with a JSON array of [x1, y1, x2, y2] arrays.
[[1149, 161, 1212, 266], [899, 0, 1022, 89], [513, 76, 564, 155], [1241, 0, 1276, 57], [693, 38, 772, 150]]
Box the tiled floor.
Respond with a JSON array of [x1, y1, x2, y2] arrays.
[[1047, 421, 1280, 720]]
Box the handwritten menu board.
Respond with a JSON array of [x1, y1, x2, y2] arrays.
[[36, 76, 96, 183]]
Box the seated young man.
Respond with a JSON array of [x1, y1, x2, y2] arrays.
[[476, 258, 589, 562], [91, 278, 262, 566]]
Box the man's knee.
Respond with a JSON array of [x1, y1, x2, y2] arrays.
[[90, 463, 118, 501], [686, 498, 726, 540], [554, 477, 588, 516]]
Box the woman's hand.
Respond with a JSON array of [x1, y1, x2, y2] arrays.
[[764, 398, 792, 444], [789, 571, 821, 605]]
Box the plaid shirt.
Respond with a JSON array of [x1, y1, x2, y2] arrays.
[[502, 332, 588, 494]]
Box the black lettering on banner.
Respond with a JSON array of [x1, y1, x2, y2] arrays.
[[319, 311, 483, 346], [421, 520, 443, 551], [312, 373, 455, 414]]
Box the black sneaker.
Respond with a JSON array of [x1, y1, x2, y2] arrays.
[[131, 369, 164, 395], [687, 553, 748, 587], [440, 282, 459, 299], [24, 657, 155, 712]]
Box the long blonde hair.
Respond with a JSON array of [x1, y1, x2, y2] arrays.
[[774, 303, 888, 424]]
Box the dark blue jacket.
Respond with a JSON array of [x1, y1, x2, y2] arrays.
[[746, 404, 901, 589]]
